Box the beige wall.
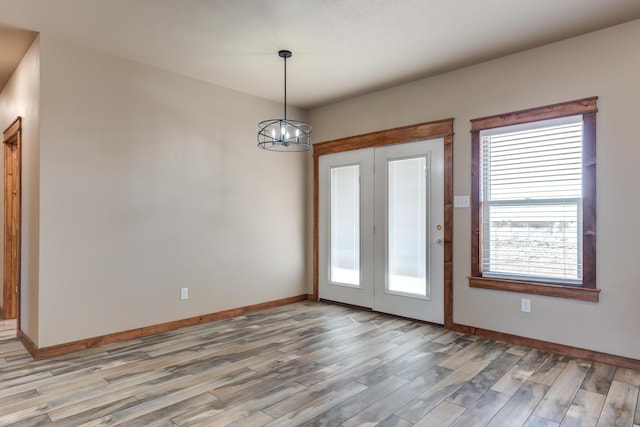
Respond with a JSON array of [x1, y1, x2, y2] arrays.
[[35, 36, 308, 347], [0, 35, 40, 341], [3, 19, 639, 360], [309, 20, 640, 360]]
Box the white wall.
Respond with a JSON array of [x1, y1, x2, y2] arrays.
[[36, 36, 308, 347], [309, 20, 640, 360], [0, 35, 40, 341]]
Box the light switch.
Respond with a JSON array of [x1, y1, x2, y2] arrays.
[[454, 196, 470, 208]]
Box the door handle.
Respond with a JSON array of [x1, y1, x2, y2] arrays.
[[434, 238, 443, 244]]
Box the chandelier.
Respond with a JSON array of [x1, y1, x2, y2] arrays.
[[257, 50, 312, 152]]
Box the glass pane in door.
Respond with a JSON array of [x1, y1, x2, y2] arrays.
[[330, 165, 360, 285], [388, 157, 427, 296]]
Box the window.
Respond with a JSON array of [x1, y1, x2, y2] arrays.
[[330, 164, 360, 285], [388, 156, 428, 296], [481, 116, 583, 283], [469, 98, 599, 302]]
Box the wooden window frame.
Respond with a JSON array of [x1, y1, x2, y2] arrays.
[[469, 98, 600, 302]]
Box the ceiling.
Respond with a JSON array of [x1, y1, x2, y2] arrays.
[[1, 0, 640, 109], [0, 24, 37, 91]]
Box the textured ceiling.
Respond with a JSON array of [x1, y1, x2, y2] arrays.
[[1, 0, 640, 108]]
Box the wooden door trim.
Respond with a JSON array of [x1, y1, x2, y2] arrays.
[[4, 118, 21, 142], [312, 118, 454, 327], [3, 117, 22, 324]]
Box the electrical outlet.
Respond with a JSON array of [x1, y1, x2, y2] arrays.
[[521, 298, 531, 313], [454, 196, 470, 208], [180, 288, 188, 300]]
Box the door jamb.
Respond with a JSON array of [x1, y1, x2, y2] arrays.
[[312, 119, 454, 327], [3, 117, 22, 325]]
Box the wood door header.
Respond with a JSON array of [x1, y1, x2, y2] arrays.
[[313, 118, 454, 157], [3, 117, 22, 143]]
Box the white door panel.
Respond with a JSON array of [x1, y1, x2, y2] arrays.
[[318, 138, 444, 323], [374, 139, 444, 323], [319, 149, 374, 308]]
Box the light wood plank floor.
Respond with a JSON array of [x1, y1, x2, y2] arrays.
[[1, 302, 639, 426]]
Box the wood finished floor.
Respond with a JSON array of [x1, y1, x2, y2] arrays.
[[1, 302, 639, 427]]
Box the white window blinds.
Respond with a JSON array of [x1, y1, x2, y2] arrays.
[[480, 116, 583, 284], [330, 165, 360, 285]]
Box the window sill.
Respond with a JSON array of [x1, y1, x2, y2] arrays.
[[468, 276, 600, 302]]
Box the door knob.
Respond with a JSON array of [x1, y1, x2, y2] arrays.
[[434, 238, 443, 244]]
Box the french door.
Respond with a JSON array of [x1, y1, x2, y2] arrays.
[[318, 138, 444, 323]]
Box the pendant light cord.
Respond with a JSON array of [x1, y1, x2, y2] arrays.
[[283, 55, 287, 121]]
